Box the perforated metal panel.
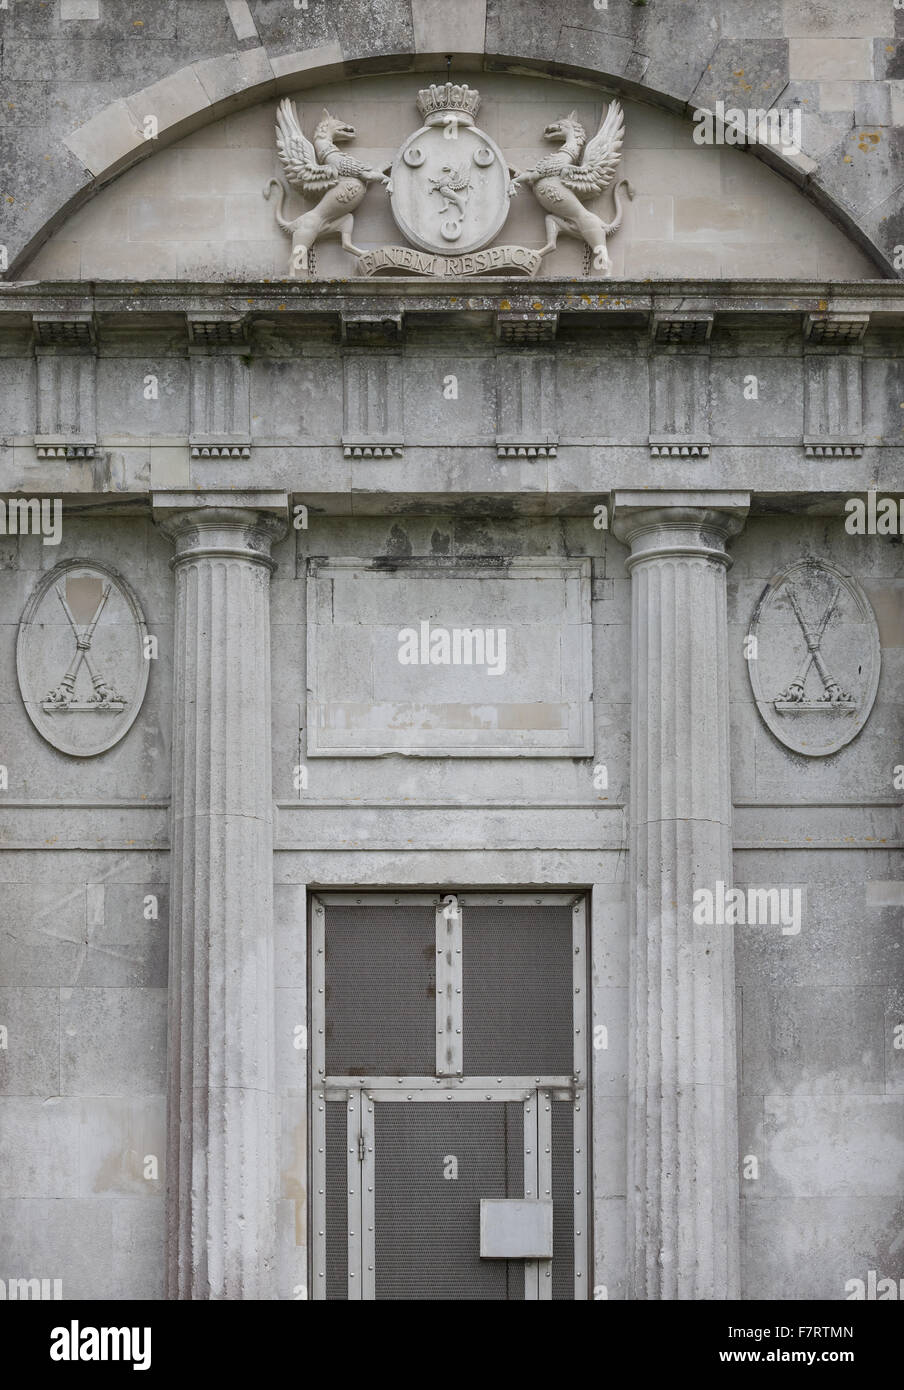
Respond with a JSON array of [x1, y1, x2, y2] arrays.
[[325, 905, 435, 1074], [463, 906, 574, 1074], [325, 1101, 348, 1300], [374, 1103, 525, 1300], [551, 1100, 575, 1300], [314, 893, 587, 1301]]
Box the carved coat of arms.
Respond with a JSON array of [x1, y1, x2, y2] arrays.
[[389, 83, 510, 254], [264, 83, 632, 280]]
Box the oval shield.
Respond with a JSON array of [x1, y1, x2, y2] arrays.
[[747, 558, 880, 757], [17, 559, 150, 758], [391, 122, 511, 255]]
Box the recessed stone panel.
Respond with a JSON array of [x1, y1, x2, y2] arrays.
[[306, 557, 592, 756]]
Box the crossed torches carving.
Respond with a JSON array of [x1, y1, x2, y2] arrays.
[[42, 581, 126, 712], [775, 581, 855, 707]]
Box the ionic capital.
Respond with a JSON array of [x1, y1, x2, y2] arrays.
[[151, 491, 289, 569], [611, 490, 750, 570]]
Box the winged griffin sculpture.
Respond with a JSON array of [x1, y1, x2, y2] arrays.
[[510, 100, 633, 275], [264, 98, 391, 271]]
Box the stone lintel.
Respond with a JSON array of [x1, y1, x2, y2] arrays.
[[151, 489, 288, 520]]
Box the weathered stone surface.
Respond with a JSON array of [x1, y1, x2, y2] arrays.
[[0, 1195, 164, 1300], [740, 986, 887, 1095], [411, 0, 486, 57], [0, 989, 60, 1096], [64, 101, 148, 180], [689, 39, 791, 112], [223, 0, 258, 46], [0, 5, 900, 1308], [742, 1195, 902, 1299], [1, 0, 902, 274], [193, 48, 276, 111], [0, 1098, 80, 1199], [24, 73, 881, 283], [764, 1095, 904, 1197], [78, 1096, 166, 1197], [789, 37, 875, 80], [60, 987, 167, 1097], [79, 883, 169, 988], [0, 883, 88, 986]]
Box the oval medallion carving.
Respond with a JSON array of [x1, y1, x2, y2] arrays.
[[17, 560, 150, 757], [390, 121, 510, 255], [747, 558, 880, 757]]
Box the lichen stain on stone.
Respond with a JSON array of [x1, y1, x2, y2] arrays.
[[380, 702, 567, 732], [385, 523, 412, 558], [94, 1144, 142, 1193], [283, 1118, 306, 1203]]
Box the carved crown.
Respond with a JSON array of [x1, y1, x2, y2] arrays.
[[416, 82, 481, 127]]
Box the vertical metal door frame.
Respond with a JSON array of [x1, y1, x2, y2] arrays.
[[523, 1092, 540, 1299], [310, 896, 326, 1301], [537, 1087, 554, 1299], [360, 1091, 376, 1300], [346, 1090, 362, 1299], [309, 891, 591, 1300], [572, 896, 590, 1297], [435, 895, 463, 1076]]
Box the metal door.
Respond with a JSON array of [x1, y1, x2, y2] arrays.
[[310, 892, 589, 1300]]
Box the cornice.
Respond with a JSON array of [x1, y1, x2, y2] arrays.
[[1, 279, 903, 348]]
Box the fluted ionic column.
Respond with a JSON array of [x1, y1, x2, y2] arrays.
[[612, 491, 749, 1301], [155, 494, 288, 1300]]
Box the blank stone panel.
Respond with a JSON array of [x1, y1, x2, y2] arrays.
[[306, 558, 593, 756]]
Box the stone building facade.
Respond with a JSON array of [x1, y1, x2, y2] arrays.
[[0, 0, 901, 1301]]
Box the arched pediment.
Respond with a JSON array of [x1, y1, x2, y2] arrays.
[[24, 70, 878, 283]]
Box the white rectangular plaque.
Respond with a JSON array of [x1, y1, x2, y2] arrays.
[[480, 1199, 554, 1259]]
